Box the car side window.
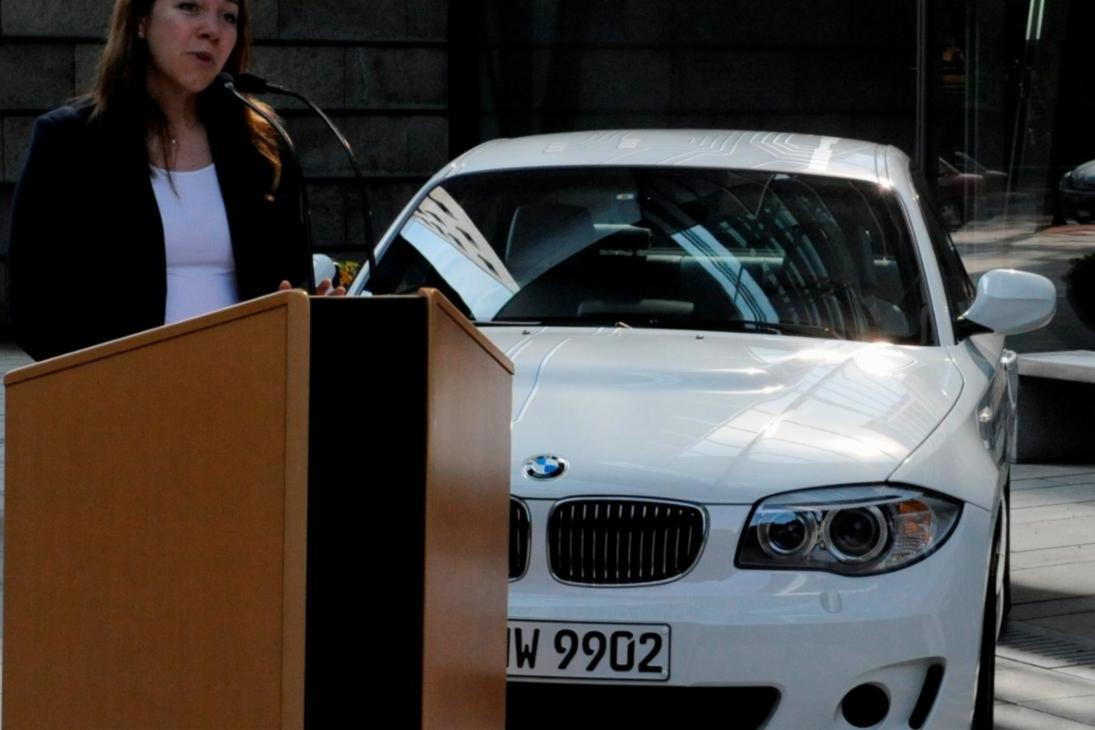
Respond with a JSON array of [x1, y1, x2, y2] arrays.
[[915, 175, 976, 319]]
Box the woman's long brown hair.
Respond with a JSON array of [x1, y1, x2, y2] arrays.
[[85, 0, 281, 189]]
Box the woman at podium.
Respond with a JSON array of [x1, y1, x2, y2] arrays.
[[8, 0, 339, 361]]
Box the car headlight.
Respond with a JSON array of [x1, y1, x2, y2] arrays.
[[736, 485, 962, 576]]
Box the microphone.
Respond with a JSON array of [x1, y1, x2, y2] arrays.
[[216, 73, 316, 294], [228, 72, 271, 94], [226, 72, 378, 293]]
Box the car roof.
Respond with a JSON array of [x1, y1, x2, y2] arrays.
[[446, 130, 898, 185]]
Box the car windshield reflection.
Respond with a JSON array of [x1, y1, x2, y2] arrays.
[[371, 167, 930, 344]]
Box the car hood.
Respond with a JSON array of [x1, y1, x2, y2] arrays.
[[484, 327, 964, 504]]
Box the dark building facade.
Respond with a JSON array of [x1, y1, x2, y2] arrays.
[[1, 0, 1093, 347]]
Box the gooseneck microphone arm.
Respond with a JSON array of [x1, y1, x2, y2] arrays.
[[231, 72, 378, 294], [216, 73, 316, 294]]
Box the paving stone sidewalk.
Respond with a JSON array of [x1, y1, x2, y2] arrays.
[[997, 464, 1095, 727], [0, 343, 1092, 727]]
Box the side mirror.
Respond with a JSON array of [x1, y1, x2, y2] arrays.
[[313, 253, 338, 287], [959, 268, 1056, 336]]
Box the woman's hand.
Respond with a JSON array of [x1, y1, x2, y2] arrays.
[[278, 279, 346, 296]]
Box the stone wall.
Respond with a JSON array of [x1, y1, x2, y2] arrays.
[[475, 0, 919, 153], [0, 0, 450, 324]]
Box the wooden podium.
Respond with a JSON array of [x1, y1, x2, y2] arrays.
[[2, 289, 513, 729]]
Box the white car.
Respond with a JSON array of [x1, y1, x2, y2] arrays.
[[350, 131, 1055, 729]]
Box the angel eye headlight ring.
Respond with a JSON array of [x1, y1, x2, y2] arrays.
[[822, 505, 890, 564], [758, 511, 819, 558]]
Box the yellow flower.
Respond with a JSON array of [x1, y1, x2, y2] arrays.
[[336, 260, 361, 288]]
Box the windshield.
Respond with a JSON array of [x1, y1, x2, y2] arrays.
[[370, 167, 932, 344]]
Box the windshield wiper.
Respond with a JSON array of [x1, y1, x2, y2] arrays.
[[473, 320, 543, 326], [474, 318, 634, 329], [642, 319, 843, 339], [476, 317, 840, 338]]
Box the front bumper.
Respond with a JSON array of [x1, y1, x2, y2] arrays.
[[508, 499, 993, 729]]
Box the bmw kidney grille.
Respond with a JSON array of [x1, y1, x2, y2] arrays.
[[509, 498, 532, 580], [546, 499, 706, 586]]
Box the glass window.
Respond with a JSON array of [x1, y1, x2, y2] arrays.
[[372, 167, 933, 345], [915, 174, 976, 321]]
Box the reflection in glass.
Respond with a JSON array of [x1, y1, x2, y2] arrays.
[[372, 167, 931, 345]]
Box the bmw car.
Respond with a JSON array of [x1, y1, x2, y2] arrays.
[[350, 131, 1055, 728]]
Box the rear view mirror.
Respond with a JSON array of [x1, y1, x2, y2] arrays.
[[959, 268, 1056, 336]]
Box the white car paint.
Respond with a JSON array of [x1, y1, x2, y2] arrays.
[[962, 269, 1057, 335], [494, 328, 963, 505], [451, 130, 884, 184]]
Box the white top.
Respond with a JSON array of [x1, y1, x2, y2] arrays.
[[150, 163, 239, 324]]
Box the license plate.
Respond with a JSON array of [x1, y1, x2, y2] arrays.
[[507, 620, 670, 681]]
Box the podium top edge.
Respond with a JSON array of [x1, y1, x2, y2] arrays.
[[4, 291, 309, 386], [418, 288, 514, 375]]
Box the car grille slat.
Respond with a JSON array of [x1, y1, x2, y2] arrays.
[[670, 512, 678, 573], [509, 498, 531, 580], [648, 505, 656, 578], [580, 502, 588, 581], [547, 499, 705, 586], [626, 503, 635, 581], [604, 507, 612, 581], [661, 507, 670, 579], [595, 503, 604, 582], [649, 505, 660, 581], [567, 502, 576, 575]]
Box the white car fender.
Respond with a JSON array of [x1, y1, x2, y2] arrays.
[[888, 337, 1005, 512]]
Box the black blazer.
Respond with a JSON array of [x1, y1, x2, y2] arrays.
[[8, 101, 310, 361]]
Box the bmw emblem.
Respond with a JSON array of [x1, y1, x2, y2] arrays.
[[523, 455, 569, 481]]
